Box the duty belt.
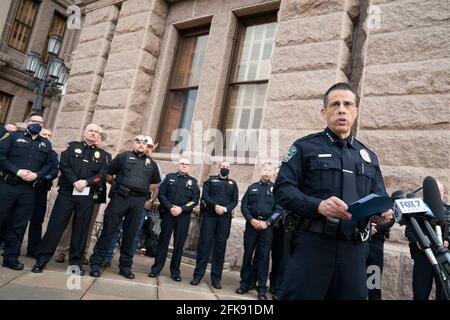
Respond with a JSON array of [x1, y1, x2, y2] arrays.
[[303, 218, 369, 244]]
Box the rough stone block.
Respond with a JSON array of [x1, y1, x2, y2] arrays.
[[358, 130, 449, 169], [96, 89, 130, 109], [276, 12, 353, 47], [65, 74, 103, 95], [84, 5, 119, 27], [101, 70, 135, 91], [363, 59, 450, 96], [70, 57, 107, 77], [371, 0, 450, 35], [79, 22, 115, 44], [72, 39, 111, 60], [366, 25, 450, 65], [359, 94, 450, 130], [272, 40, 351, 74], [279, 0, 358, 21], [267, 69, 348, 101], [263, 100, 325, 131]]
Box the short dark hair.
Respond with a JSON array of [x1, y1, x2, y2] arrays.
[[323, 82, 356, 106]]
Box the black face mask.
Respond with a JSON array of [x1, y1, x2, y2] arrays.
[[27, 123, 42, 135], [220, 168, 230, 177]]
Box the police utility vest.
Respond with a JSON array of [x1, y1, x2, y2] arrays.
[[116, 151, 157, 193]]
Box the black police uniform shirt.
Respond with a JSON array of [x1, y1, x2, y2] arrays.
[[0, 130, 53, 179], [158, 172, 200, 214], [201, 175, 239, 214], [274, 127, 388, 220], [241, 180, 279, 222], [0, 125, 6, 139], [109, 151, 160, 194], [58, 141, 109, 194], [94, 151, 112, 203]]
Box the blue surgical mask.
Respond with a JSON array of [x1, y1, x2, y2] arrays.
[[27, 123, 42, 135], [220, 168, 230, 177]]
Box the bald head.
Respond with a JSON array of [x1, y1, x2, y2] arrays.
[[40, 128, 53, 141], [84, 123, 101, 146]]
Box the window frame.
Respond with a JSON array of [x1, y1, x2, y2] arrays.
[[218, 12, 278, 157], [156, 26, 210, 153], [0, 92, 13, 123], [7, 0, 40, 53]]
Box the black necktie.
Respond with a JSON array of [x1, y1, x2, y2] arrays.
[[339, 140, 358, 239]]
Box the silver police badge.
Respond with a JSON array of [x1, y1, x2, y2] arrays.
[[360, 149, 371, 163], [75, 148, 82, 154], [145, 158, 150, 166], [187, 180, 192, 186]]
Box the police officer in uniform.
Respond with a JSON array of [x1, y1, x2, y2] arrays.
[[32, 124, 109, 274], [26, 128, 59, 258], [274, 83, 393, 299], [149, 158, 200, 282], [89, 135, 160, 279], [236, 163, 282, 300], [0, 113, 54, 270], [190, 161, 239, 288]]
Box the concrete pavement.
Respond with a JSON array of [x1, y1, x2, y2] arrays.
[[0, 247, 263, 300]]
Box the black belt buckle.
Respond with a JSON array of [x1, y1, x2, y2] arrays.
[[323, 217, 340, 239]]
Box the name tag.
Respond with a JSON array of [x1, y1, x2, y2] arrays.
[[318, 154, 332, 158], [252, 189, 258, 192]]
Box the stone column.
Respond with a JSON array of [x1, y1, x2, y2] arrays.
[[263, 0, 359, 160], [52, 5, 119, 149], [356, 0, 450, 299], [92, 0, 168, 153]]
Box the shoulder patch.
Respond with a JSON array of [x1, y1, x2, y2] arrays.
[[282, 145, 297, 163], [0, 132, 10, 141]]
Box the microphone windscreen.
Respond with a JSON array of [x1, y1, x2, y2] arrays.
[[391, 190, 407, 200], [423, 176, 446, 223]]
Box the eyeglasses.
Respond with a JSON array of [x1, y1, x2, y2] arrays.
[[179, 163, 190, 166]]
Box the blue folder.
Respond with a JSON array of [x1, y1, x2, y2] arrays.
[[348, 193, 393, 222]]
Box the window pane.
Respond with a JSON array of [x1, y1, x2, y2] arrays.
[[8, 0, 39, 52], [0, 92, 12, 123], [159, 90, 198, 149], [171, 34, 209, 88], [225, 84, 267, 131], [235, 22, 276, 82]]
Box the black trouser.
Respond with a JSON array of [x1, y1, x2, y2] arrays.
[[90, 194, 145, 273], [366, 237, 385, 300], [151, 211, 191, 277], [193, 212, 232, 285], [240, 222, 273, 295], [36, 192, 95, 267], [282, 231, 369, 300], [27, 190, 49, 256], [270, 222, 287, 296], [412, 250, 434, 300], [0, 182, 35, 263]]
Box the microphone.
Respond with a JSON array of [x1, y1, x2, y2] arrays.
[[423, 176, 446, 223], [423, 176, 447, 246], [393, 192, 435, 224]]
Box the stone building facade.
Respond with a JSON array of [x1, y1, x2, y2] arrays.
[[0, 0, 82, 127], [32, 0, 450, 299]]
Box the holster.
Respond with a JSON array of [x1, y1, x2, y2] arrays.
[[4, 174, 19, 186], [283, 211, 305, 255]]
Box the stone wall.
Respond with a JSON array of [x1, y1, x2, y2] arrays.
[[50, 0, 450, 299]]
